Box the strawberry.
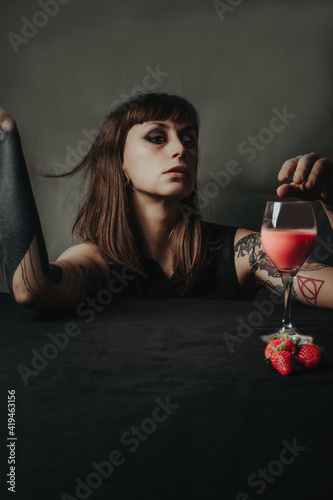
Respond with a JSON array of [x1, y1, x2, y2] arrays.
[[298, 343, 324, 369], [265, 339, 297, 360], [270, 350, 296, 376]]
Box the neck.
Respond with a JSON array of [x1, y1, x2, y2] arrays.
[[131, 192, 179, 262]]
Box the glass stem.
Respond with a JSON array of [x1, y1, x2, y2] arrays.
[[281, 274, 294, 332]]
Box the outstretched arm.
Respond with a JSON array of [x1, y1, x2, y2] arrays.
[[0, 108, 105, 311]]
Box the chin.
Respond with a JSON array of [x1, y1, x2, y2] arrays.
[[170, 179, 194, 194], [167, 186, 193, 200]]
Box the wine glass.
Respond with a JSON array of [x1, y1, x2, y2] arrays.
[[260, 201, 317, 345]]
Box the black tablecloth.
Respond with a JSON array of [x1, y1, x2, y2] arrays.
[[0, 292, 332, 500]]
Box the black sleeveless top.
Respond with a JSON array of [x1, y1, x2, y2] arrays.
[[110, 223, 240, 300]]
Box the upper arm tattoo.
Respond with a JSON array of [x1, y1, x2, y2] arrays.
[[18, 248, 97, 307], [234, 233, 279, 277], [77, 263, 97, 297], [235, 233, 285, 296]]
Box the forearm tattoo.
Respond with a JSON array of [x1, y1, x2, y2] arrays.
[[0, 113, 61, 296], [296, 275, 325, 306], [296, 261, 326, 305], [300, 260, 326, 272]]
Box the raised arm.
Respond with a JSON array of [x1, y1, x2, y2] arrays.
[[0, 108, 106, 312], [234, 230, 333, 309], [234, 152, 333, 309]]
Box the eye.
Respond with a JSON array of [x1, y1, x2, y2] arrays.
[[181, 135, 197, 149], [145, 135, 166, 144]]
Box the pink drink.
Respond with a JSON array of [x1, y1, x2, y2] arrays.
[[261, 228, 317, 273]]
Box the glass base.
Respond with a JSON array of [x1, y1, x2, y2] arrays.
[[260, 329, 313, 346]]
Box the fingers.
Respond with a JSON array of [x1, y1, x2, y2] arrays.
[[277, 155, 302, 182], [276, 184, 296, 199], [276, 182, 312, 200], [0, 107, 15, 131], [278, 153, 321, 184], [278, 152, 333, 198], [294, 152, 323, 187], [304, 156, 331, 189]]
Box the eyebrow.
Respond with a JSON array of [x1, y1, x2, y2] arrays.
[[144, 122, 196, 134]]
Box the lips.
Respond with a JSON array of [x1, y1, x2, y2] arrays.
[[164, 166, 187, 175]]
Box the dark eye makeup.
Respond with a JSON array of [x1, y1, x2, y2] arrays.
[[145, 129, 197, 148], [181, 136, 196, 148], [145, 134, 166, 144]]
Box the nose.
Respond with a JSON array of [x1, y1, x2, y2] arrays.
[[169, 135, 186, 158]]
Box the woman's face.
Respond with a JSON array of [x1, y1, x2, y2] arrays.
[[122, 119, 198, 202]]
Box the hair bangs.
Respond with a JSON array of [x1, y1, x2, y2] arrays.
[[123, 93, 199, 137]]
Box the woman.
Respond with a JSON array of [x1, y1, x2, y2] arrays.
[[0, 93, 333, 311]]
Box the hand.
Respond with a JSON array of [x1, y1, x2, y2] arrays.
[[277, 153, 333, 206], [0, 107, 15, 132]]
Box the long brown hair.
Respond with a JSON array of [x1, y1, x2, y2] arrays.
[[72, 92, 211, 290]]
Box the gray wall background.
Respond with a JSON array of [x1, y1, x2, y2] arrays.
[[1, 0, 333, 292]]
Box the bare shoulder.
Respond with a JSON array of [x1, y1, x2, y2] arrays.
[[55, 242, 110, 282], [57, 241, 104, 261]]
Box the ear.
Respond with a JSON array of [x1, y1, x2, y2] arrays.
[[122, 170, 131, 188]]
